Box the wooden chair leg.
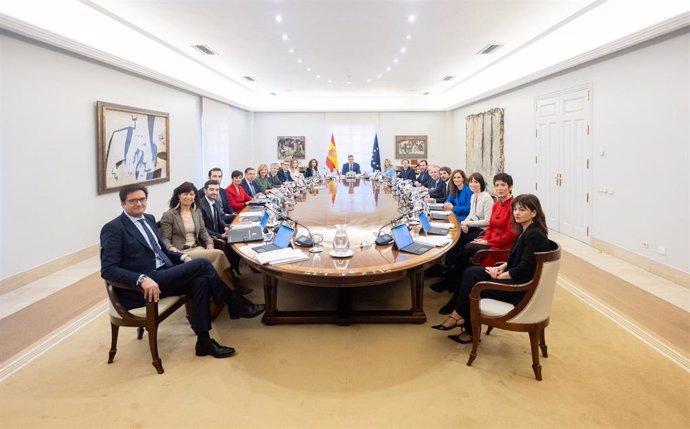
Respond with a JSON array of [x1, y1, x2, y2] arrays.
[[147, 327, 164, 374], [108, 323, 119, 364], [136, 327, 144, 340], [528, 330, 542, 381], [539, 328, 548, 358], [486, 326, 494, 335], [466, 324, 481, 367]]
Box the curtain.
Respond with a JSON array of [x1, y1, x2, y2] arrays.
[[465, 108, 504, 183]]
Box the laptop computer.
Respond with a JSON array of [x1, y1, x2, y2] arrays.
[[418, 212, 450, 235], [252, 224, 294, 253], [391, 224, 432, 255], [227, 212, 269, 243]]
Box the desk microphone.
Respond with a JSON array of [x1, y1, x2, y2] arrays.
[[278, 214, 314, 247], [375, 214, 405, 246]]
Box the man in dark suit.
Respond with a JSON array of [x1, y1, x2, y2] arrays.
[[268, 163, 284, 187], [199, 167, 235, 224], [240, 167, 261, 198], [397, 158, 416, 181], [100, 184, 235, 358], [416, 159, 431, 187], [426, 165, 447, 202], [277, 160, 293, 182], [341, 155, 361, 175]]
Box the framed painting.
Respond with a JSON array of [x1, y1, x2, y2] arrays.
[[395, 135, 428, 159], [277, 136, 306, 160], [97, 101, 170, 194]]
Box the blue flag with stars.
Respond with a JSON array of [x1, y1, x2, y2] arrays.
[[370, 133, 381, 171]]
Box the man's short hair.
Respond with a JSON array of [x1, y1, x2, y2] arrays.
[[418, 159, 428, 166], [244, 167, 255, 174], [208, 167, 223, 178], [119, 184, 148, 203], [439, 166, 452, 175], [204, 179, 220, 190], [231, 170, 243, 179], [270, 162, 280, 169]]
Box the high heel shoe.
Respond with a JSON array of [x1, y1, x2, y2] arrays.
[[431, 315, 465, 331]]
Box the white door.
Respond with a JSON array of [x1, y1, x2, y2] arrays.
[[535, 86, 592, 243]]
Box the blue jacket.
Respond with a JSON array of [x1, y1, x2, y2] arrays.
[[445, 184, 472, 220], [341, 162, 361, 174]]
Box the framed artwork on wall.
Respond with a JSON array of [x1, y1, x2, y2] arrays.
[[277, 136, 306, 159], [97, 101, 170, 194], [394, 135, 428, 159]]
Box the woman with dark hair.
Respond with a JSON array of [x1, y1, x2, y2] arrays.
[[225, 170, 253, 213], [458, 172, 494, 246], [304, 158, 319, 178], [431, 194, 550, 344], [443, 169, 472, 220]]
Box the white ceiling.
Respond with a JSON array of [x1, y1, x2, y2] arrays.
[[1, 0, 689, 111]]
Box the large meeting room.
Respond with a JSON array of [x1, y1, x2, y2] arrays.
[[0, 1, 688, 428]]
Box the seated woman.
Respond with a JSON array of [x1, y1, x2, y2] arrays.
[[159, 182, 244, 295], [431, 172, 517, 298], [443, 169, 471, 221], [254, 163, 273, 193], [431, 194, 550, 344], [382, 158, 396, 178], [458, 172, 494, 247], [304, 158, 319, 178], [225, 170, 253, 213], [289, 158, 303, 180]]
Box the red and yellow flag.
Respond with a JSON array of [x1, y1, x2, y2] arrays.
[[325, 133, 338, 172]]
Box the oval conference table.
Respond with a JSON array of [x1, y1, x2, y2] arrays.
[[232, 178, 460, 325]]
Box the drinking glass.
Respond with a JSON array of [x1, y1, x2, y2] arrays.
[[309, 232, 324, 253]]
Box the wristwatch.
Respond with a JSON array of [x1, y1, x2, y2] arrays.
[[136, 274, 148, 287]]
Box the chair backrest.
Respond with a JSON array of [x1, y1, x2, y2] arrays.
[[508, 240, 561, 324]]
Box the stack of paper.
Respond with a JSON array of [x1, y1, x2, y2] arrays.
[[414, 236, 451, 247], [239, 246, 309, 265], [429, 221, 454, 229]]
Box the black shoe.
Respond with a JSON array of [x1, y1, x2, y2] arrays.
[[430, 281, 449, 293], [438, 300, 454, 315], [195, 339, 235, 358], [230, 303, 266, 320]]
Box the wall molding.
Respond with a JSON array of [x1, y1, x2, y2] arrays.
[[0, 245, 99, 295], [591, 238, 689, 288]]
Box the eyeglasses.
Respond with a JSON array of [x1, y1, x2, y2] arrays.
[[126, 197, 147, 205]]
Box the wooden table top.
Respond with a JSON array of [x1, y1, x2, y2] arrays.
[[233, 178, 459, 285]]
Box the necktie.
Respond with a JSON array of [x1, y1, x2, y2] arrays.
[[249, 181, 255, 196], [210, 203, 218, 231], [137, 219, 173, 268]]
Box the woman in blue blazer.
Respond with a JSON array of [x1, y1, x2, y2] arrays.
[[443, 169, 471, 220]]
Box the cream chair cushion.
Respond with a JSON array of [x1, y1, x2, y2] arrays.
[[480, 299, 514, 317], [128, 295, 187, 318]]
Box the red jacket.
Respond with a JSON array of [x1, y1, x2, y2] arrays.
[[484, 196, 516, 250], [225, 184, 252, 213]]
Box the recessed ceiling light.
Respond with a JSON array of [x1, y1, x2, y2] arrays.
[[441, 76, 455, 81], [270, 92, 277, 96], [289, 48, 294, 53], [191, 44, 217, 55], [423, 91, 430, 95], [408, 15, 416, 22], [282, 34, 288, 41], [386, 67, 391, 72], [366, 79, 371, 83], [275, 15, 282, 23], [400, 47, 407, 53], [377, 74, 382, 78], [306, 67, 311, 72], [242, 76, 255, 82], [297, 58, 303, 63], [406, 34, 412, 39], [328, 79, 332, 83], [393, 58, 399, 63], [316, 74, 321, 78]]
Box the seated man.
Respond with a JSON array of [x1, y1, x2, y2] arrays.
[[341, 154, 361, 175], [199, 179, 243, 277], [100, 184, 238, 358], [416, 159, 431, 187], [199, 167, 235, 224], [240, 167, 262, 198], [268, 162, 284, 187], [425, 165, 448, 202], [277, 160, 293, 182]]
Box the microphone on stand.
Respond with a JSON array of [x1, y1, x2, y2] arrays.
[[375, 214, 406, 246], [279, 214, 314, 247]]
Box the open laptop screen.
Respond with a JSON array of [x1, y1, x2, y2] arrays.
[[260, 211, 269, 228], [418, 212, 432, 231], [273, 225, 294, 248], [391, 224, 414, 249]]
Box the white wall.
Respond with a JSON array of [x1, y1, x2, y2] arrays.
[[252, 111, 449, 170], [0, 33, 202, 279], [449, 29, 689, 272]]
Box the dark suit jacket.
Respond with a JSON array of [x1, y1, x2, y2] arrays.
[[100, 212, 185, 309], [198, 187, 234, 223], [304, 167, 318, 178], [427, 178, 447, 200], [277, 169, 293, 182], [269, 173, 284, 187], [506, 225, 550, 283], [240, 178, 260, 197], [417, 170, 431, 187], [199, 197, 228, 238], [341, 162, 361, 175], [397, 167, 416, 181]]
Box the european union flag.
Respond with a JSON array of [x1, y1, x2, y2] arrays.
[[370, 133, 381, 172]]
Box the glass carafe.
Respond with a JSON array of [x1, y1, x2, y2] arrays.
[[332, 224, 350, 255]]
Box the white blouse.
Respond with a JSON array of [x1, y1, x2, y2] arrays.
[[463, 191, 494, 229]]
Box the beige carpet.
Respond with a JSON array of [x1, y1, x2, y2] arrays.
[[1, 272, 688, 428]]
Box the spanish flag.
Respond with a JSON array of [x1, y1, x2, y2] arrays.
[[325, 133, 338, 172]]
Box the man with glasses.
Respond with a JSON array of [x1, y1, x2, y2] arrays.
[[100, 184, 237, 359]]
